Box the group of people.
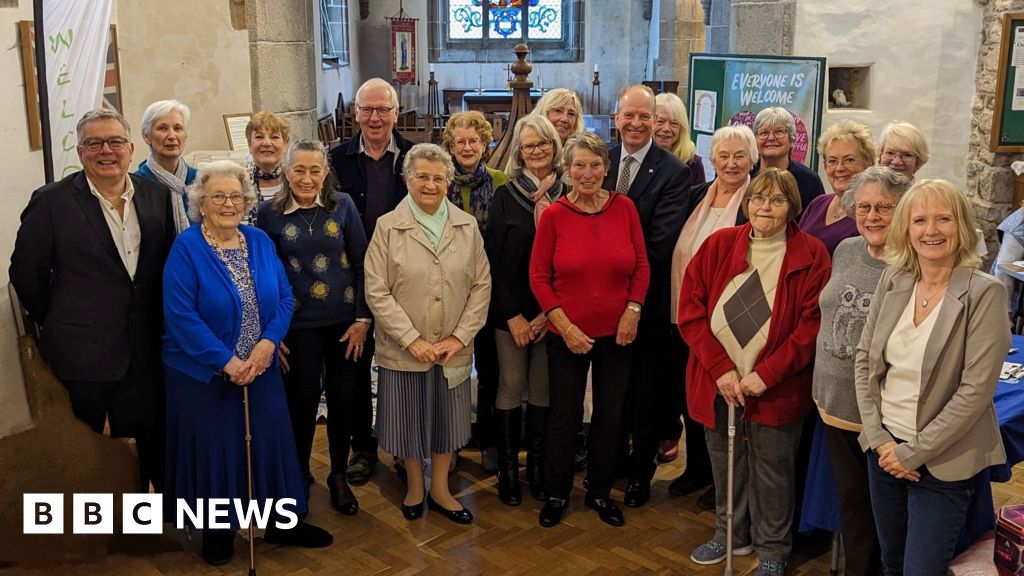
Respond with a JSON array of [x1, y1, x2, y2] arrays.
[[8, 75, 1011, 576]]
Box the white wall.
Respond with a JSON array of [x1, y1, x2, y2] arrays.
[[794, 0, 983, 189]]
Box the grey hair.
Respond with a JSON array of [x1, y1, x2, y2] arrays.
[[710, 125, 759, 164], [186, 160, 257, 222], [506, 115, 564, 178], [753, 107, 797, 142], [140, 100, 190, 138], [356, 77, 399, 109], [270, 139, 340, 214], [77, 109, 131, 143], [402, 143, 455, 183], [841, 165, 912, 217], [562, 131, 609, 171]]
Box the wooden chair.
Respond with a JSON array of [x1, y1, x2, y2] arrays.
[[336, 112, 358, 142], [483, 113, 505, 144], [317, 113, 339, 149], [334, 92, 347, 126], [397, 113, 437, 144], [442, 89, 470, 115]]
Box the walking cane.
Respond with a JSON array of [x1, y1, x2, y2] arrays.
[[243, 386, 257, 576], [724, 402, 736, 576]]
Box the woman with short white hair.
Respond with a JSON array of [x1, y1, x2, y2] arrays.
[[136, 99, 196, 233], [877, 121, 929, 181]]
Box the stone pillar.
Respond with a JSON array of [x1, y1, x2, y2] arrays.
[[730, 0, 796, 55], [705, 0, 730, 53], [672, 0, 706, 103], [246, 0, 317, 139], [967, 0, 1024, 256]]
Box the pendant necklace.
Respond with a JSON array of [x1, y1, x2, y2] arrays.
[[918, 280, 949, 308], [298, 206, 320, 236]]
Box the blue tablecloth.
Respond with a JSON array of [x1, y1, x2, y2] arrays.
[[798, 335, 1024, 549]]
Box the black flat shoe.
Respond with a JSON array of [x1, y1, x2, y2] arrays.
[[426, 494, 473, 524], [585, 494, 625, 527], [328, 473, 359, 516], [539, 497, 568, 528], [264, 520, 333, 548], [401, 499, 424, 520], [668, 471, 712, 497], [201, 528, 234, 566], [624, 479, 651, 508]]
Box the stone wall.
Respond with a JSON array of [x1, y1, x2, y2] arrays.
[[967, 0, 1024, 255]]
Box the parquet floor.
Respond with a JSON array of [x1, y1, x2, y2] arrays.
[[4, 426, 1023, 576]]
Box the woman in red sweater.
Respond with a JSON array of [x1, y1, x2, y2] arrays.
[[529, 131, 650, 528], [678, 168, 829, 576]]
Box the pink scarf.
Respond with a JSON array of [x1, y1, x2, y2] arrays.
[[670, 176, 750, 321]]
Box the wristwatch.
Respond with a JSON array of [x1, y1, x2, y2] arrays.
[[626, 303, 642, 313]]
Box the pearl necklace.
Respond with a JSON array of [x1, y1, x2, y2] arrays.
[[202, 223, 252, 289]]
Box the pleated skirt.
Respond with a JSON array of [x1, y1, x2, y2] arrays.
[[376, 365, 472, 459]]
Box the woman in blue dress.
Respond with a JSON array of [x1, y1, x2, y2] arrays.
[[163, 160, 332, 566]]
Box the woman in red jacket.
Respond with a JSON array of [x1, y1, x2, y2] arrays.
[[678, 168, 830, 576]]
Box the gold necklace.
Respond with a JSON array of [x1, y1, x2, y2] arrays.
[[297, 206, 320, 235], [828, 195, 846, 222], [917, 280, 949, 308], [202, 223, 252, 289]]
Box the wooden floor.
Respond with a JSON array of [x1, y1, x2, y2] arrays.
[[4, 425, 1023, 576]]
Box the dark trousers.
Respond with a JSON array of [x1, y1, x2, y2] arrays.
[[666, 328, 711, 479], [352, 329, 378, 454], [626, 319, 679, 483], [544, 335, 634, 499], [64, 365, 164, 492], [823, 424, 881, 576], [867, 451, 974, 576], [283, 322, 359, 479], [474, 322, 500, 449]]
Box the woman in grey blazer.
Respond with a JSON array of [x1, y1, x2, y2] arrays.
[[854, 179, 1009, 576]]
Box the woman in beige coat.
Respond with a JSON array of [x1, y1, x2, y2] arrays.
[[365, 143, 491, 525]]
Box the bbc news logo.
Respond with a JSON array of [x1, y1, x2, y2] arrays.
[[23, 494, 298, 534]]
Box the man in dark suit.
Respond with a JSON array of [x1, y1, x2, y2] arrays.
[[602, 85, 691, 508], [10, 109, 175, 491]]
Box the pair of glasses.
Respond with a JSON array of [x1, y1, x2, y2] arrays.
[[414, 173, 447, 186], [855, 202, 896, 216], [356, 106, 394, 118], [454, 138, 482, 149], [756, 128, 789, 140], [825, 157, 864, 169], [520, 140, 553, 154], [80, 137, 129, 152], [207, 193, 246, 206], [749, 195, 789, 208], [881, 149, 917, 163]]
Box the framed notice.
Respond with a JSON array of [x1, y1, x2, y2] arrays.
[[223, 113, 251, 151], [991, 12, 1024, 152]]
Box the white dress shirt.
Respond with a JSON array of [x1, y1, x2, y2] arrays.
[[87, 176, 141, 279]]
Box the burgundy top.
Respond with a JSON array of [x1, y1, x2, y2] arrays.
[[798, 193, 858, 256]]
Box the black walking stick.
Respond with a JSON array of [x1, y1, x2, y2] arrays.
[[243, 386, 257, 576]]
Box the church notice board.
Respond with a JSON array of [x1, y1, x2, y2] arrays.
[[991, 12, 1024, 153], [688, 53, 826, 179]]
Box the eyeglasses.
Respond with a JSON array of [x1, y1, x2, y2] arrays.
[[715, 152, 750, 163], [825, 157, 864, 169], [749, 195, 789, 208], [880, 149, 917, 163], [756, 128, 789, 140], [207, 193, 246, 205], [453, 137, 482, 149], [855, 202, 896, 216], [413, 173, 447, 186], [520, 140, 553, 154], [654, 117, 681, 129], [357, 106, 394, 118], [80, 137, 129, 152]]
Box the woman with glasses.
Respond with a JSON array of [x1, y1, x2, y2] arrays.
[[654, 92, 706, 189], [680, 168, 829, 576], [163, 161, 333, 566], [750, 107, 825, 211], [135, 99, 197, 234], [442, 111, 511, 475], [799, 120, 877, 255], [811, 166, 910, 576], [877, 121, 929, 181], [364, 143, 491, 524]]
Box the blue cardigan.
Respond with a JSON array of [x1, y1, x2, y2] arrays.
[[162, 225, 294, 382]]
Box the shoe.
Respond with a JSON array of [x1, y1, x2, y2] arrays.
[[201, 528, 234, 566], [756, 559, 787, 576], [525, 405, 549, 500], [327, 473, 359, 516], [657, 439, 680, 463], [668, 471, 712, 497], [264, 520, 333, 548], [624, 479, 651, 508], [346, 450, 378, 486], [696, 485, 716, 511], [426, 494, 473, 524], [689, 539, 754, 565], [401, 499, 424, 520], [539, 497, 568, 528], [584, 493, 625, 527], [495, 407, 522, 506], [481, 447, 499, 474]]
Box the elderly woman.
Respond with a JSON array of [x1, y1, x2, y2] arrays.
[[530, 131, 650, 528], [532, 88, 584, 144], [136, 99, 197, 234], [364, 143, 491, 524], [855, 180, 1009, 575], [799, 120, 877, 255], [666, 125, 758, 503], [256, 139, 369, 517], [751, 106, 825, 211], [680, 168, 829, 576], [442, 110, 511, 473], [163, 161, 332, 566], [811, 166, 910, 576], [992, 204, 1024, 315], [878, 121, 929, 181], [654, 92, 706, 188], [245, 111, 291, 222], [506, 115, 566, 226]]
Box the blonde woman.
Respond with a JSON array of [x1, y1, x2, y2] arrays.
[[877, 121, 929, 181], [654, 92, 705, 188]]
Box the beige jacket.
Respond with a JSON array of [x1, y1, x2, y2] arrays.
[[855, 265, 1008, 481], [365, 198, 492, 372]]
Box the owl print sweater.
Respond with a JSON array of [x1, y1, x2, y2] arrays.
[[811, 236, 887, 431]]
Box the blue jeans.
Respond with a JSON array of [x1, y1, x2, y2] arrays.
[[867, 451, 974, 576]]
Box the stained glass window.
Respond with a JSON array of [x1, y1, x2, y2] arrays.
[[527, 0, 562, 40], [445, 0, 562, 42], [449, 0, 483, 39]]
